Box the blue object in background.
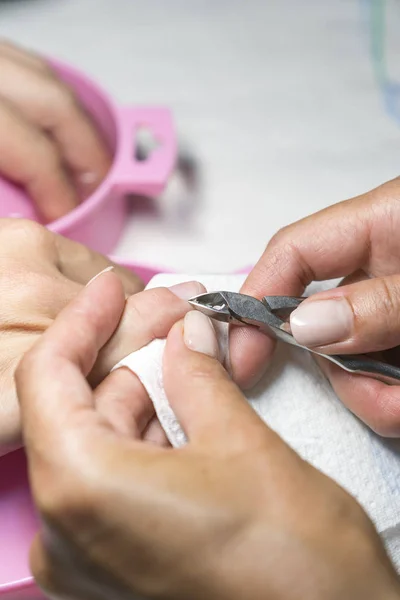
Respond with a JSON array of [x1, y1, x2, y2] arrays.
[[362, 0, 400, 127]]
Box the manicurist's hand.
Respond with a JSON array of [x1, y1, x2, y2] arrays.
[[17, 269, 400, 600], [232, 177, 400, 437]]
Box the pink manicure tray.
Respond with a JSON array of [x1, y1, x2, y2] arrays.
[[0, 58, 176, 254]]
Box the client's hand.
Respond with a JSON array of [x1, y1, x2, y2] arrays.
[[0, 219, 146, 455], [0, 40, 111, 221], [17, 270, 400, 600]]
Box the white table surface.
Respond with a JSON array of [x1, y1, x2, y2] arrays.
[[1, 0, 400, 273]]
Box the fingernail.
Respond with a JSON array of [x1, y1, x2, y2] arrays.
[[290, 298, 353, 347], [184, 311, 219, 358], [79, 172, 98, 186], [86, 266, 114, 287], [169, 281, 204, 301]]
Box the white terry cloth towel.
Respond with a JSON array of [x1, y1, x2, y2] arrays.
[[113, 273, 400, 572]]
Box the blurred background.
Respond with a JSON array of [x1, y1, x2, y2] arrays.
[[0, 0, 399, 272]]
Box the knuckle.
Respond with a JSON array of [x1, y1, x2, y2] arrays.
[[370, 388, 400, 437], [47, 79, 79, 119], [373, 278, 400, 323], [144, 286, 175, 310], [0, 218, 49, 248], [125, 293, 145, 320], [252, 227, 292, 285], [61, 237, 93, 265], [125, 286, 177, 323], [124, 294, 154, 339], [375, 176, 400, 201], [267, 225, 291, 251], [262, 225, 313, 289], [140, 286, 172, 304]]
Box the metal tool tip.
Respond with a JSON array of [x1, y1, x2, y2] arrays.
[[188, 298, 200, 308], [187, 291, 231, 321]]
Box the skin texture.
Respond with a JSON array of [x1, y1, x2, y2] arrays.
[[0, 40, 111, 222], [16, 272, 400, 600], [232, 176, 400, 436], [0, 218, 146, 455]]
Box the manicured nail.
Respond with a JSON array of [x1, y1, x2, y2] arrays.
[[86, 266, 114, 286], [184, 311, 219, 358], [290, 298, 353, 347], [169, 281, 204, 301]]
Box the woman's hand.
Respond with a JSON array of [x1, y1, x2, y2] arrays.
[[232, 177, 400, 437], [17, 271, 400, 600], [0, 218, 148, 455], [0, 40, 111, 222]]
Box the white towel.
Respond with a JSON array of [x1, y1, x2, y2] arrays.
[[113, 274, 400, 571]]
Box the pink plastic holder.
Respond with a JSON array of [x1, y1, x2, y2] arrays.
[[0, 59, 176, 254]]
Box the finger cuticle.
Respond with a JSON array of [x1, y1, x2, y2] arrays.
[[168, 281, 205, 301]]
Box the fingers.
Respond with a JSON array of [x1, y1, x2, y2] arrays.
[[231, 195, 372, 389], [16, 270, 126, 458], [0, 99, 78, 222], [289, 275, 400, 354], [231, 179, 400, 389], [163, 311, 282, 453], [229, 326, 275, 390], [318, 361, 400, 437], [92, 282, 206, 443], [0, 47, 111, 200], [143, 417, 170, 447], [0, 40, 48, 72], [285, 268, 400, 437], [54, 233, 144, 294], [94, 367, 155, 439], [242, 192, 376, 301], [92, 281, 205, 382]]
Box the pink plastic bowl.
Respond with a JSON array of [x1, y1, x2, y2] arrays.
[[0, 59, 176, 254]]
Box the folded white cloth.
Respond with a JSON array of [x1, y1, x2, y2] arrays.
[[113, 274, 400, 571]]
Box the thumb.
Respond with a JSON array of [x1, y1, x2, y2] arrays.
[[163, 311, 282, 453], [289, 275, 400, 354]]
